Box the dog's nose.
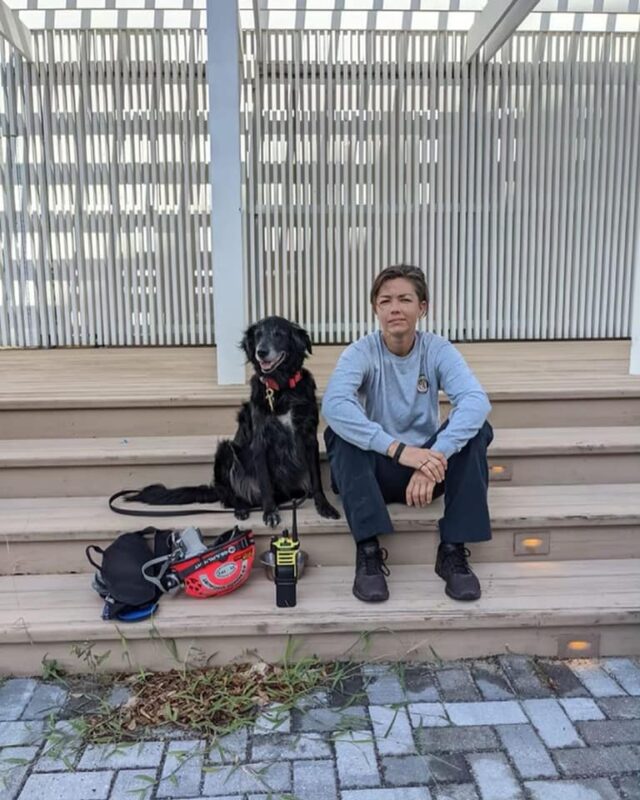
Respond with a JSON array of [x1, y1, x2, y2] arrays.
[[257, 349, 269, 360]]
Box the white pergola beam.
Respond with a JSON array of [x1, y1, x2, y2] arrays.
[[207, 0, 247, 385], [465, 0, 539, 62], [0, 0, 33, 61]]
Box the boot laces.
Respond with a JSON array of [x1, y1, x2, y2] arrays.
[[358, 543, 390, 577], [442, 545, 472, 574]]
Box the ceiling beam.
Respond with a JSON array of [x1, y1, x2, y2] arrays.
[[0, 0, 33, 61], [465, 0, 539, 62]]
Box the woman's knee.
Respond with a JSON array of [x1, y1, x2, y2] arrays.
[[324, 428, 376, 483], [481, 420, 494, 445], [460, 420, 494, 453], [324, 427, 371, 459]]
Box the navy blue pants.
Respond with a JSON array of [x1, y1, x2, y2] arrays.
[[324, 420, 494, 545]]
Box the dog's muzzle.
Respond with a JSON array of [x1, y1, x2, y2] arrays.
[[258, 351, 286, 373]]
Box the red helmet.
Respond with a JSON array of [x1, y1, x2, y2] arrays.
[[169, 527, 255, 598]]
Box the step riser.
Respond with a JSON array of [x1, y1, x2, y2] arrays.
[[0, 407, 241, 440], [2, 622, 637, 676], [489, 398, 640, 428], [5, 524, 638, 576], [490, 454, 640, 485], [0, 464, 216, 499], [2, 397, 639, 439], [2, 452, 639, 498]]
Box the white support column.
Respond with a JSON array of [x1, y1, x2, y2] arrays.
[[631, 230, 640, 374], [0, 0, 33, 61], [465, 0, 539, 63], [207, 0, 246, 384]]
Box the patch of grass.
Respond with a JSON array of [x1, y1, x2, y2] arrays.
[[70, 642, 112, 673], [83, 654, 356, 743], [41, 656, 67, 682]]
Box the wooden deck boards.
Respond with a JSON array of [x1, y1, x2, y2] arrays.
[[1, 339, 639, 667], [1, 560, 639, 644], [1, 426, 640, 467], [1, 340, 639, 408], [1, 483, 639, 542]]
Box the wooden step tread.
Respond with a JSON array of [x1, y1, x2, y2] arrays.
[[2, 342, 640, 409], [1, 484, 639, 543], [1, 559, 638, 644], [2, 427, 639, 467], [2, 382, 640, 409]]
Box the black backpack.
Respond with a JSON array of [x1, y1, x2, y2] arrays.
[[86, 527, 173, 621]]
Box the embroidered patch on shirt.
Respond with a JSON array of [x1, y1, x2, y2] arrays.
[[417, 374, 429, 393]]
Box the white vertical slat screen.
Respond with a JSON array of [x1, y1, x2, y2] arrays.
[[1, 29, 639, 346], [242, 29, 640, 343], [0, 29, 214, 347]]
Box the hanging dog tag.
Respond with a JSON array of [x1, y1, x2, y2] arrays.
[[265, 386, 276, 412]]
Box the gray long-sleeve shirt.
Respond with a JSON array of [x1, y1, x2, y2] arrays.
[[321, 330, 491, 460]]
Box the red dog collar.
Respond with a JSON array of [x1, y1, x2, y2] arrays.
[[260, 371, 303, 392]]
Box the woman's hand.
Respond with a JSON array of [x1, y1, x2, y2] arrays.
[[398, 445, 447, 483], [405, 470, 437, 507]]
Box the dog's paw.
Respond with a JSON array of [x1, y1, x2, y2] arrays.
[[315, 496, 341, 519], [234, 508, 250, 521], [263, 509, 281, 528]]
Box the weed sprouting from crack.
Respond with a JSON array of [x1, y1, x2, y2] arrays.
[[85, 658, 334, 741]]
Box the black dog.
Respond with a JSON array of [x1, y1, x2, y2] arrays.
[[126, 316, 340, 528]]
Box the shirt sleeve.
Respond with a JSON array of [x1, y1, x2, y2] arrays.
[[321, 344, 395, 455], [432, 341, 492, 459]]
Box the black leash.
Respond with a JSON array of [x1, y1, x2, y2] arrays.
[[108, 489, 308, 518]]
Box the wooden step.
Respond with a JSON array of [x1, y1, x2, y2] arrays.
[[4, 398, 640, 439], [2, 484, 639, 575], [2, 342, 639, 438], [2, 426, 639, 498], [1, 559, 639, 674], [2, 396, 639, 439]]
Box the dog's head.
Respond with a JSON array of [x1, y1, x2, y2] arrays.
[[241, 316, 312, 377]]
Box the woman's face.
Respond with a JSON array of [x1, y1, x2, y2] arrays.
[[374, 277, 427, 339]]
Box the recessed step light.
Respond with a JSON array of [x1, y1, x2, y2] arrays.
[[489, 463, 512, 481], [557, 634, 600, 659], [513, 532, 550, 556]]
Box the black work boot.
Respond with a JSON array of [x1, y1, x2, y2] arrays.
[[435, 543, 481, 601], [353, 538, 390, 603]]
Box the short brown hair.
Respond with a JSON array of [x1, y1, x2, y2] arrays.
[[370, 264, 429, 307]]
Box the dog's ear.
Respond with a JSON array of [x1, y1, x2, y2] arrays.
[[240, 323, 258, 361], [291, 323, 313, 356]]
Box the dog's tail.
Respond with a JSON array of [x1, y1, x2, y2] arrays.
[[124, 483, 221, 505]]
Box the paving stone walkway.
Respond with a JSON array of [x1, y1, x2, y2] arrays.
[[1, 656, 639, 800]]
